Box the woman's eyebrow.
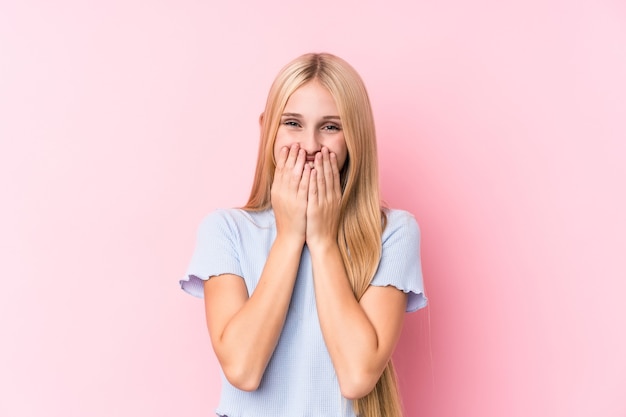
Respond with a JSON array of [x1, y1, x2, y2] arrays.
[[281, 113, 341, 120]]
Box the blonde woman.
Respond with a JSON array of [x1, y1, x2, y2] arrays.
[[180, 53, 427, 417]]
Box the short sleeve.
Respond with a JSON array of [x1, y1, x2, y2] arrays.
[[370, 210, 427, 312], [179, 210, 243, 298]]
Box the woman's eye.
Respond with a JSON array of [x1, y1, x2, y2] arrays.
[[323, 124, 341, 131], [283, 120, 300, 127]]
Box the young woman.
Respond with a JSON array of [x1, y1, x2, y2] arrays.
[[180, 52, 427, 417]]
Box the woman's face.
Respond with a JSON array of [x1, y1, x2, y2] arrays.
[[273, 80, 348, 170]]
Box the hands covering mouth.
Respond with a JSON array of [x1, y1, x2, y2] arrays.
[[271, 143, 343, 248]]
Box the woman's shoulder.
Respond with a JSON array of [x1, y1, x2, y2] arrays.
[[381, 208, 420, 240], [383, 208, 419, 227]]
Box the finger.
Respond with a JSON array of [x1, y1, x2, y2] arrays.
[[330, 152, 342, 198], [292, 147, 306, 177], [288, 148, 306, 188], [314, 152, 326, 200], [285, 143, 301, 168], [308, 168, 318, 205], [298, 162, 311, 200], [321, 147, 334, 200], [275, 146, 289, 170]]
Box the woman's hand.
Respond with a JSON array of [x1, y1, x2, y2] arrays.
[[306, 147, 342, 249], [271, 144, 310, 245]]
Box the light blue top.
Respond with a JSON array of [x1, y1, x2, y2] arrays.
[[180, 208, 427, 417]]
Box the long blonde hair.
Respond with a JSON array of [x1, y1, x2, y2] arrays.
[[244, 53, 402, 417]]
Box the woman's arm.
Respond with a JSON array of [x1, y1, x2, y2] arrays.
[[308, 243, 408, 400], [306, 148, 408, 399], [203, 144, 310, 391], [203, 234, 303, 391]]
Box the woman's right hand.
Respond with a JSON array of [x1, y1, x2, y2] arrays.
[[271, 144, 310, 244]]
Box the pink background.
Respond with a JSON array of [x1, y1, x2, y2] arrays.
[[1, 1, 625, 416]]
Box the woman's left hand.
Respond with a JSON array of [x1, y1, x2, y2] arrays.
[[305, 147, 342, 249]]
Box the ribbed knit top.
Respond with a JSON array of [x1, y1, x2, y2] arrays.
[[180, 208, 427, 417]]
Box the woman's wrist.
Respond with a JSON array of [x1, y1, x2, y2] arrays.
[[306, 237, 339, 257], [274, 231, 306, 250]]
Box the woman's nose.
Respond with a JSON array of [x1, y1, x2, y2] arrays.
[[300, 129, 321, 154]]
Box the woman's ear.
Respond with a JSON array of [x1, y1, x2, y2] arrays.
[[258, 112, 264, 128]]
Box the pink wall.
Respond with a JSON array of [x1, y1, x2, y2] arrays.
[[1, 1, 625, 416]]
